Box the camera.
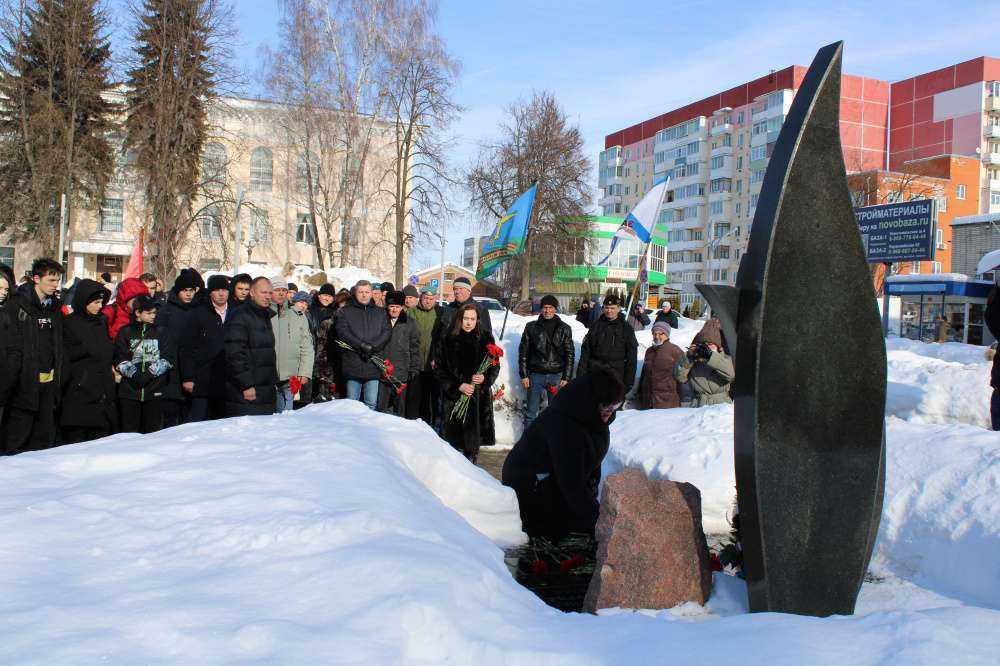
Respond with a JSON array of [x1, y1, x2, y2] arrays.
[[694, 341, 714, 361]]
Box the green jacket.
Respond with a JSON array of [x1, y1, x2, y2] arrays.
[[674, 350, 734, 406], [408, 304, 440, 370], [271, 304, 314, 382]]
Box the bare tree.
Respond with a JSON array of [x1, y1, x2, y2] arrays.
[[373, 0, 460, 285], [467, 91, 592, 299]]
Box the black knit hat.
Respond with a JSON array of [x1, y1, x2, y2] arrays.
[[386, 290, 405, 306], [319, 283, 336, 296], [540, 294, 559, 309], [402, 284, 419, 298], [207, 274, 230, 292], [173, 268, 201, 292], [133, 295, 162, 313], [380, 282, 395, 294]]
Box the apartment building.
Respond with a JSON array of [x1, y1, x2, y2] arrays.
[[599, 56, 1000, 308], [0, 94, 403, 283]]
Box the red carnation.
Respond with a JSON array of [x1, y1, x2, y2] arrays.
[[491, 358, 499, 366], [547, 385, 557, 395], [558, 554, 584, 574], [710, 553, 723, 572], [530, 560, 550, 576], [395, 386, 404, 396], [486, 343, 504, 358]]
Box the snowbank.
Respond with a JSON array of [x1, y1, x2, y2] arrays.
[[1, 402, 998, 663]]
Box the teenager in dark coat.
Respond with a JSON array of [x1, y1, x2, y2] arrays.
[[435, 302, 500, 462], [223, 278, 279, 416], [61, 279, 118, 442], [156, 269, 200, 426], [2, 259, 65, 455], [114, 296, 178, 434], [378, 291, 421, 416], [188, 275, 231, 421], [501, 368, 625, 540]]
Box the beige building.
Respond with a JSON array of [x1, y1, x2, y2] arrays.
[[1, 93, 404, 283]]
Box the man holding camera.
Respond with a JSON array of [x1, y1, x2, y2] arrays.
[[673, 319, 734, 407]]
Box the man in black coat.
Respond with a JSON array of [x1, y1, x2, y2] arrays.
[[576, 294, 639, 394], [377, 290, 420, 416], [188, 274, 231, 422], [519, 294, 575, 423], [654, 299, 680, 329], [223, 277, 279, 416], [501, 368, 625, 539], [2, 258, 65, 455], [156, 268, 200, 425], [61, 279, 117, 443], [335, 280, 391, 409]]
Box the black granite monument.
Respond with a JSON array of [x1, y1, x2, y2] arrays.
[[696, 41, 887, 617]]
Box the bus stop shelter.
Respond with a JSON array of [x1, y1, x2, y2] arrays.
[[885, 274, 994, 345]]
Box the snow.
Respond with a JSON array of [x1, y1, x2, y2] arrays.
[[884, 272, 978, 283], [1, 400, 999, 663], [976, 249, 1000, 276]]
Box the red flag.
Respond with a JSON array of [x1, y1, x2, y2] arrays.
[[123, 228, 144, 280]]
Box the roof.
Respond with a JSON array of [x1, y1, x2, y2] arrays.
[[951, 213, 1000, 227]]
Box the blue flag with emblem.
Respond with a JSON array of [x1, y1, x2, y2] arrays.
[[476, 184, 537, 280], [597, 176, 669, 265]]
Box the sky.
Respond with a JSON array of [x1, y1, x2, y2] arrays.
[[110, 0, 1000, 272]]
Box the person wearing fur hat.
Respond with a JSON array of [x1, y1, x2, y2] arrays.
[[188, 274, 232, 422], [377, 290, 420, 416], [576, 294, 638, 395], [114, 295, 177, 434], [60, 279, 118, 443], [673, 319, 734, 407], [156, 268, 202, 426], [518, 294, 574, 423], [636, 321, 684, 410]]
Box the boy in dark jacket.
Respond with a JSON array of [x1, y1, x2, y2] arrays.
[[114, 296, 177, 434], [61, 279, 117, 443], [378, 290, 420, 416]]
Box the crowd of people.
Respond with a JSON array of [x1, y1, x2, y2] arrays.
[[0, 256, 737, 542]]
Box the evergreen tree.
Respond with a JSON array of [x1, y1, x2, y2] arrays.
[[125, 0, 219, 278], [0, 0, 116, 252]]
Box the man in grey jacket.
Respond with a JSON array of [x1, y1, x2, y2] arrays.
[[271, 277, 314, 412]]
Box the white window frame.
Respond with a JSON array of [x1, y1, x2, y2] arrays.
[[99, 198, 124, 233]]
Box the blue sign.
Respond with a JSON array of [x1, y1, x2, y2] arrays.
[[855, 199, 936, 264], [430, 278, 439, 289], [408, 274, 418, 286]]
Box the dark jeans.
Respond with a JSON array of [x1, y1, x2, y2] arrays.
[[120, 399, 164, 434], [404, 370, 438, 423], [525, 372, 562, 423], [161, 398, 188, 428], [2, 380, 58, 455], [188, 396, 224, 422], [992, 389, 1000, 431]]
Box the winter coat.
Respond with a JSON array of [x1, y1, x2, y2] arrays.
[[189, 302, 230, 399], [518, 314, 575, 380], [501, 373, 615, 539], [673, 349, 734, 406], [309, 297, 336, 337], [637, 341, 684, 409], [577, 313, 638, 391], [5, 283, 64, 412], [155, 290, 198, 389], [113, 320, 179, 402], [0, 295, 18, 406], [408, 303, 441, 370], [986, 290, 1000, 389], [575, 306, 594, 329], [315, 317, 336, 385], [60, 280, 117, 428], [272, 303, 314, 382], [654, 308, 680, 329], [336, 298, 391, 381], [433, 298, 493, 364], [102, 278, 149, 341], [224, 301, 278, 415], [382, 311, 421, 381], [627, 306, 651, 332], [435, 330, 500, 459]]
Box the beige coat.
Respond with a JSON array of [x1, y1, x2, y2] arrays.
[[674, 350, 734, 406]]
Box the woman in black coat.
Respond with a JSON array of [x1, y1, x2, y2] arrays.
[[501, 367, 625, 540], [61, 279, 118, 443], [435, 302, 500, 462]]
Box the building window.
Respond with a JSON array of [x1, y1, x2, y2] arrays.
[[735, 202, 741, 217], [0, 245, 13, 268], [201, 142, 227, 186], [711, 156, 725, 169], [710, 200, 724, 216], [651, 243, 665, 273], [750, 145, 768, 162], [932, 261, 942, 273], [296, 213, 315, 244], [910, 261, 920, 274], [750, 193, 759, 210], [297, 152, 320, 196], [199, 206, 222, 239], [249, 209, 269, 242], [737, 111, 744, 124], [249, 147, 273, 192], [99, 198, 124, 233], [937, 196, 947, 212], [955, 184, 966, 200], [736, 156, 743, 170], [750, 168, 766, 184], [992, 192, 1000, 206]]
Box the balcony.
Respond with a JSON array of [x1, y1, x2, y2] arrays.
[[598, 194, 622, 207], [988, 96, 1000, 113], [984, 153, 1000, 166], [710, 163, 734, 180], [986, 125, 1000, 139], [710, 123, 733, 136], [708, 191, 733, 202], [711, 145, 733, 158]]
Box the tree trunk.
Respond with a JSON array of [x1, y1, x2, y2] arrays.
[[520, 231, 533, 301]]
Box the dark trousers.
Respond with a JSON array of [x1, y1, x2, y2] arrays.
[[992, 389, 1000, 431], [188, 396, 224, 422], [378, 382, 407, 416], [405, 370, 438, 423], [120, 399, 164, 434], [61, 426, 111, 445], [2, 381, 58, 455], [161, 397, 190, 428]]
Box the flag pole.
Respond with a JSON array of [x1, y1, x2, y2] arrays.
[[624, 179, 669, 317]]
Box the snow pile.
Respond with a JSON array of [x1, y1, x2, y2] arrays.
[[1, 402, 998, 663]]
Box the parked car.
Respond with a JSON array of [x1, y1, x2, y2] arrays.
[[474, 297, 506, 312]]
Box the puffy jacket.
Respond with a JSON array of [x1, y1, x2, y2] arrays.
[[189, 301, 229, 398], [272, 303, 314, 381], [102, 278, 149, 340], [382, 311, 421, 381], [673, 349, 734, 406], [155, 290, 198, 387], [577, 313, 638, 391], [637, 341, 684, 409], [224, 301, 278, 415], [336, 298, 391, 381], [627, 306, 650, 332], [5, 284, 64, 412], [518, 314, 575, 380], [114, 319, 178, 402], [61, 280, 117, 427]]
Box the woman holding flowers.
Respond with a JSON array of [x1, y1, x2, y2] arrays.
[[435, 303, 501, 462]]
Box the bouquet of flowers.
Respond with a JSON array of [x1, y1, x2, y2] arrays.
[[449, 343, 504, 423], [336, 340, 407, 395]]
